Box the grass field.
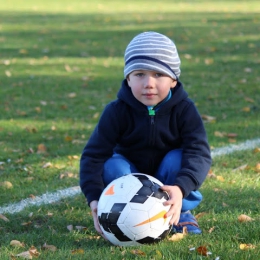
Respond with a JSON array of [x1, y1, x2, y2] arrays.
[[0, 0, 260, 259]]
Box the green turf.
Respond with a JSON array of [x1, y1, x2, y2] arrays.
[[0, 0, 260, 259]]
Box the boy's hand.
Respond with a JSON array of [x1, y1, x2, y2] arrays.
[[160, 185, 183, 225], [89, 200, 107, 239]]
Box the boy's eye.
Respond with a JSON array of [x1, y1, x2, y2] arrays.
[[155, 73, 163, 77], [135, 73, 144, 77]]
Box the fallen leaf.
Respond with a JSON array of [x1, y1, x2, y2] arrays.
[[60, 172, 76, 179], [240, 243, 256, 250], [195, 212, 207, 220], [64, 64, 72, 72], [201, 114, 216, 123], [168, 226, 188, 241], [207, 170, 216, 178], [214, 131, 225, 137], [130, 249, 146, 256], [53, 164, 65, 169], [0, 214, 10, 222], [208, 226, 215, 233], [253, 148, 260, 153], [29, 246, 40, 257], [255, 163, 260, 172], [42, 243, 57, 252], [232, 164, 248, 171], [226, 133, 238, 138], [197, 245, 208, 256], [93, 112, 100, 119], [19, 49, 28, 54], [67, 225, 73, 232], [222, 202, 229, 207], [15, 251, 32, 259], [65, 136, 73, 142], [75, 226, 87, 231], [37, 144, 47, 154], [34, 107, 41, 113], [15, 246, 40, 259], [184, 54, 192, 59], [242, 107, 250, 112], [244, 97, 254, 103], [0, 181, 13, 189], [238, 214, 254, 222], [40, 101, 47, 106], [71, 249, 84, 254], [21, 221, 32, 226], [42, 162, 52, 168], [168, 233, 185, 242], [204, 58, 214, 65], [10, 240, 25, 247], [216, 176, 225, 182], [68, 155, 79, 160], [5, 70, 12, 77], [68, 92, 77, 98]]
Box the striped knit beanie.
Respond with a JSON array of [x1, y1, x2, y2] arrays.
[[124, 31, 181, 80]]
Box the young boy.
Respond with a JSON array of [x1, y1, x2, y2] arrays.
[[80, 31, 211, 237]]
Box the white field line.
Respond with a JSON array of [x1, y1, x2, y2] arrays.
[[211, 137, 260, 157], [0, 186, 81, 215], [0, 138, 260, 215]]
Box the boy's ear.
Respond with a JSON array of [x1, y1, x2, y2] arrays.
[[126, 76, 131, 86], [171, 80, 177, 88]]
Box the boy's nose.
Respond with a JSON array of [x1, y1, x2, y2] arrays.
[[144, 75, 155, 88]]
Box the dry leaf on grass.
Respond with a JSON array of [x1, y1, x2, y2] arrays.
[[37, 144, 47, 154], [67, 225, 73, 232], [42, 162, 52, 168], [197, 245, 212, 256], [10, 240, 25, 247], [14, 246, 40, 259], [42, 243, 57, 252], [168, 226, 188, 241], [255, 163, 260, 172], [238, 214, 254, 222], [130, 249, 146, 256], [201, 114, 216, 123], [216, 176, 225, 182], [240, 243, 256, 250], [253, 148, 260, 153], [0, 181, 13, 189], [195, 212, 207, 220], [75, 226, 87, 231], [232, 164, 248, 171], [208, 226, 215, 233], [0, 214, 10, 222], [71, 248, 84, 254]]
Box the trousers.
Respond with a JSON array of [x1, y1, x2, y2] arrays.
[[103, 149, 202, 212]]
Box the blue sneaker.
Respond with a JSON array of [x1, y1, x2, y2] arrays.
[[172, 211, 202, 234]]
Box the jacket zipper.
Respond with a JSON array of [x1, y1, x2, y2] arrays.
[[148, 108, 155, 141], [148, 109, 155, 173]]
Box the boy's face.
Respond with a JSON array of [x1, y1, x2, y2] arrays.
[[127, 70, 177, 107]]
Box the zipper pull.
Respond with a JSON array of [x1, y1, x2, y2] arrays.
[[148, 109, 155, 124], [149, 109, 155, 116]]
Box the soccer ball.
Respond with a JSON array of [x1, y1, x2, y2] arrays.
[[97, 173, 172, 246]]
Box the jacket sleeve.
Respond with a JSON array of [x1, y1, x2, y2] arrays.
[[173, 100, 212, 197], [79, 103, 120, 205]]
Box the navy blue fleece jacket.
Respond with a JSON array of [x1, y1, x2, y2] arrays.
[[80, 80, 211, 204]]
